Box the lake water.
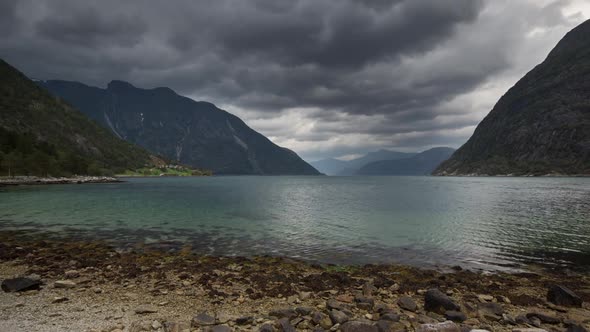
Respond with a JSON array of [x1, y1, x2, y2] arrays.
[[1, 176, 589, 271]]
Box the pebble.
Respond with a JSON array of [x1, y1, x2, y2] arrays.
[[134, 305, 158, 314], [340, 320, 378, 332], [52, 296, 69, 304], [54, 280, 76, 289], [416, 320, 460, 332], [192, 312, 216, 326], [424, 289, 460, 314], [65, 270, 80, 278], [398, 296, 418, 312]]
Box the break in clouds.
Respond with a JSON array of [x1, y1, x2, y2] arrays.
[[1, 0, 588, 161]]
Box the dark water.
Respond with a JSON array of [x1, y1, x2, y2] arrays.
[[1, 176, 589, 271]]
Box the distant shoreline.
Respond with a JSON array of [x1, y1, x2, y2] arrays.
[[0, 176, 122, 187]]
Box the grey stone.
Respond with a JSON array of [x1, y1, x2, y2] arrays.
[[547, 285, 583, 307], [278, 317, 296, 332], [397, 296, 418, 312], [204, 325, 232, 332], [416, 321, 460, 332], [269, 308, 297, 319], [1, 277, 42, 293], [340, 321, 379, 332], [424, 289, 460, 314], [329, 309, 349, 325], [192, 312, 216, 326], [259, 323, 275, 332], [134, 305, 158, 314], [526, 313, 560, 324], [444, 311, 466, 322], [380, 313, 401, 322], [54, 280, 76, 289]]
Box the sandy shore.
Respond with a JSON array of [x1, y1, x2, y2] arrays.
[[0, 232, 589, 332]]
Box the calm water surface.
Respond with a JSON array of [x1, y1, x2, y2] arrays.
[[1, 176, 589, 271]]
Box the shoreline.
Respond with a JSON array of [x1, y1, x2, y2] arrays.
[[0, 235, 588, 332], [0, 176, 122, 187]]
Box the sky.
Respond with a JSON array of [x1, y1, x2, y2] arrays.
[[1, 1, 589, 162]]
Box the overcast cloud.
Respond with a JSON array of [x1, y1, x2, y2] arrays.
[[1, 0, 588, 161]]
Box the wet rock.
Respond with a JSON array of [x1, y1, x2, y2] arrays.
[[278, 317, 296, 332], [547, 285, 582, 307], [329, 309, 349, 325], [269, 308, 297, 319], [1, 277, 42, 292], [54, 280, 76, 289], [526, 313, 560, 324], [192, 312, 216, 326], [204, 325, 232, 332], [134, 306, 158, 314], [397, 296, 418, 312], [424, 289, 460, 314], [340, 320, 379, 332], [259, 323, 275, 332], [416, 321, 460, 332], [380, 313, 401, 322], [444, 311, 466, 323]]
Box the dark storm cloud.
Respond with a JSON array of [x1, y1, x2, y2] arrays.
[[0, 0, 585, 160]]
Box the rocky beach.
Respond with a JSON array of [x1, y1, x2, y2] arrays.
[[0, 231, 588, 332]]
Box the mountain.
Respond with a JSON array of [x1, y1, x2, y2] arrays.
[[434, 20, 590, 176], [39, 80, 320, 175], [357, 147, 455, 175], [311, 149, 416, 175], [0, 59, 155, 177]]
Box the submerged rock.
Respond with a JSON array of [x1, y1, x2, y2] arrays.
[[1, 277, 42, 292], [547, 285, 583, 307], [424, 289, 460, 314]]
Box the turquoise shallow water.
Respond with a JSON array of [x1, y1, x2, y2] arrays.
[[0, 176, 589, 271]]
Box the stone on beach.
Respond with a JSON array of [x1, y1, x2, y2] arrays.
[[547, 285, 583, 307], [397, 296, 418, 312], [54, 280, 76, 289], [424, 289, 460, 314], [1, 277, 42, 292], [134, 305, 158, 314], [192, 312, 216, 326], [340, 320, 379, 332], [416, 321, 460, 332]]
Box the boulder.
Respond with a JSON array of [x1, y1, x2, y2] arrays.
[[547, 285, 582, 307], [340, 321, 379, 332], [1, 277, 42, 292], [424, 289, 460, 314]]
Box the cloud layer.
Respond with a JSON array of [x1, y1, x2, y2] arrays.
[[1, 0, 588, 160]]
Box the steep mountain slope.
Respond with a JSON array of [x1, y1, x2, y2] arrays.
[[40, 80, 320, 175], [357, 147, 455, 175], [0, 59, 154, 176], [311, 149, 416, 175], [434, 20, 590, 176]]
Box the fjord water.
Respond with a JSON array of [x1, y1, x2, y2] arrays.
[[1, 176, 589, 271]]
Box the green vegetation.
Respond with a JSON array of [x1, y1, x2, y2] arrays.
[[0, 59, 155, 177], [120, 166, 212, 177]]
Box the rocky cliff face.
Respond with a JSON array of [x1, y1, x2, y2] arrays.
[[434, 20, 590, 176], [40, 80, 320, 175]]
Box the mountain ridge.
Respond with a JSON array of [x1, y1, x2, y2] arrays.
[[357, 147, 455, 175], [39, 79, 320, 175], [434, 20, 590, 176]]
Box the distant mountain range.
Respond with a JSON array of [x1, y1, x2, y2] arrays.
[[311, 148, 454, 176], [435, 19, 590, 176], [357, 147, 455, 175], [311, 150, 416, 175], [39, 80, 320, 175], [0, 59, 156, 177]]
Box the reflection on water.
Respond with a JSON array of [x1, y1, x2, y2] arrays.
[[0, 176, 589, 271]]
